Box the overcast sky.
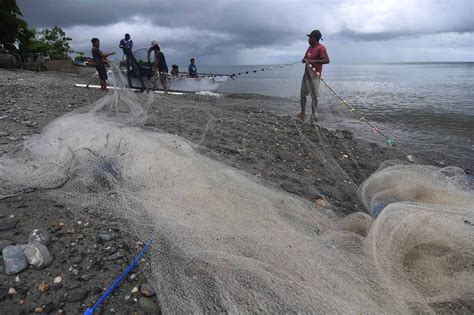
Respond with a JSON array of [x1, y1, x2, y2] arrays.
[[17, 0, 474, 65]]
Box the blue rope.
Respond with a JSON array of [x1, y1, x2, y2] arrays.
[[84, 242, 151, 315]]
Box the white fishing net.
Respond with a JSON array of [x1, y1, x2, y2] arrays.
[[0, 67, 473, 313], [360, 163, 474, 313], [359, 162, 474, 218]]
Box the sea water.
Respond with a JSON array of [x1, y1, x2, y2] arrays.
[[196, 62, 474, 170]]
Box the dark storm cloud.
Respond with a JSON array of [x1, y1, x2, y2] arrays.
[[16, 0, 474, 64], [17, 0, 170, 28], [17, 0, 301, 45]]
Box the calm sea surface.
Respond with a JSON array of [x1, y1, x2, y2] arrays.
[[194, 63, 474, 170]]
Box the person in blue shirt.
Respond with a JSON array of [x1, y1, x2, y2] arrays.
[[188, 58, 198, 78], [119, 33, 145, 91], [119, 33, 133, 55]]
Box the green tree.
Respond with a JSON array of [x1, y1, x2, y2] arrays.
[[0, 0, 34, 51], [74, 52, 88, 63], [20, 26, 72, 60]]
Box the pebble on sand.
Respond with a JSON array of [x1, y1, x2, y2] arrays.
[[138, 297, 158, 313], [66, 288, 89, 302], [22, 242, 53, 269], [38, 282, 50, 293], [2, 246, 29, 275], [53, 276, 63, 289], [140, 283, 156, 297], [97, 233, 113, 242], [28, 228, 50, 246]]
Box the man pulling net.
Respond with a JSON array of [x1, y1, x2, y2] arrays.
[[298, 30, 330, 121], [119, 33, 146, 91], [147, 41, 169, 94]]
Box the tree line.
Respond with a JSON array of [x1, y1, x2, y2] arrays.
[[0, 0, 72, 60]]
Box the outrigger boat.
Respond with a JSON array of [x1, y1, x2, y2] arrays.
[[121, 48, 231, 93]]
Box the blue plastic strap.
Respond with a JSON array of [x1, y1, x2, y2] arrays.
[[84, 242, 151, 315]]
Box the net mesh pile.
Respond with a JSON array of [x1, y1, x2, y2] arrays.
[[360, 163, 474, 312], [0, 66, 473, 313]]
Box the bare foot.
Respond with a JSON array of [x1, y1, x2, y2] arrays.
[[296, 112, 305, 121]]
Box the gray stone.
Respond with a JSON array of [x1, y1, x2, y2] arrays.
[[140, 283, 156, 297], [138, 297, 158, 313], [71, 255, 83, 264], [97, 233, 113, 242], [53, 276, 63, 290], [0, 240, 14, 253], [28, 228, 50, 245], [2, 246, 28, 275], [0, 221, 16, 231], [80, 274, 93, 281], [66, 288, 88, 302], [108, 251, 124, 261], [22, 242, 53, 269]]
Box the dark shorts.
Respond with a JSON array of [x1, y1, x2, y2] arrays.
[[95, 65, 107, 80]]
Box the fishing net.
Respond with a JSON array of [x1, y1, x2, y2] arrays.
[[359, 162, 474, 217], [1, 65, 473, 313], [360, 163, 474, 312]]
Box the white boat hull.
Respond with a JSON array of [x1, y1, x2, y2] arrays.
[[125, 72, 228, 92], [150, 76, 228, 92]]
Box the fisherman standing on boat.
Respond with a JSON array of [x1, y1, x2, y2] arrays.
[[119, 33, 133, 56], [147, 41, 169, 94], [91, 38, 115, 91], [298, 30, 330, 121], [188, 58, 198, 78], [119, 33, 145, 91]]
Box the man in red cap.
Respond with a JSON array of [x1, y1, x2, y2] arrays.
[[297, 30, 330, 121]]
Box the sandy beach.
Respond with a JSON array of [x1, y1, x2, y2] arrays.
[[0, 68, 418, 313]]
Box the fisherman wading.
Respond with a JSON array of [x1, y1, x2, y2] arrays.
[[298, 30, 330, 121]]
